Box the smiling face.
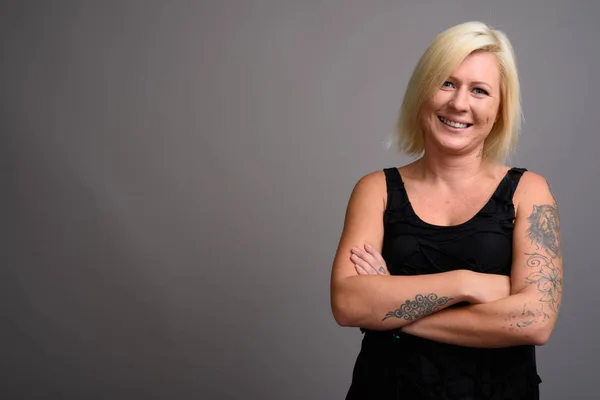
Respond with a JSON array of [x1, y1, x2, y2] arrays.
[[420, 51, 502, 157]]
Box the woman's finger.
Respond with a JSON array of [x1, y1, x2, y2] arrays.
[[364, 244, 389, 275], [364, 243, 384, 262], [350, 251, 378, 275], [354, 263, 369, 275], [351, 247, 377, 267]]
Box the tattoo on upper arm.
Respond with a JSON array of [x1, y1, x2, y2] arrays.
[[523, 181, 563, 315], [526, 203, 561, 259], [383, 294, 452, 321]]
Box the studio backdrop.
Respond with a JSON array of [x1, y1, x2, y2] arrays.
[[3, 1, 598, 399]]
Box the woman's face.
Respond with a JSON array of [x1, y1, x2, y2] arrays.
[[420, 51, 501, 157]]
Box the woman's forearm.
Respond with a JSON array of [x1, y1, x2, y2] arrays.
[[401, 290, 556, 348], [331, 270, 472, 330]]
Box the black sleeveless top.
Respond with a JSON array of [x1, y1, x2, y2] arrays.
[[346, 167, 541, 400]]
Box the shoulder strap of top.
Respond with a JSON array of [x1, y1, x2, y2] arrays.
[[383, 167, 409, 212], [383, 167, 403, 191], [506, 167, 528, 199]]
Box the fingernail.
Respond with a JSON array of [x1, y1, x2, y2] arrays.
[[365, 243, 372, 249]]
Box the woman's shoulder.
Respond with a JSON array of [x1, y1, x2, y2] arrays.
[[511, 167, 556, 209], [349, 165, 411, 206], [355, 166, 398, 182], [511, 167, 549, 191], [354, 163, 414, 187], [351, 170, 387, 197]]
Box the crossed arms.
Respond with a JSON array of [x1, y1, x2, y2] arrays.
[[330, 170, 563, 348]]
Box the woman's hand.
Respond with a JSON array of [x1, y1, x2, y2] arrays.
[[466, 272, 511, 304], [350, 244, 389, 275]]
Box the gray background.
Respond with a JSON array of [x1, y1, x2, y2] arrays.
[[2, 1, 597, 399]]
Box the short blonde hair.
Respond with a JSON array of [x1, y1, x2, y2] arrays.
[[392, 21, 521, 162]]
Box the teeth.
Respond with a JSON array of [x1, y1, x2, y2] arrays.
[[440, 117, 469, 129]]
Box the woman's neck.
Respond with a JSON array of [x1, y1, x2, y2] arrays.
[[415, 147, 494, 184]]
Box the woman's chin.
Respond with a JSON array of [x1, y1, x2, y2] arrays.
[[430, 138, 477, 156]]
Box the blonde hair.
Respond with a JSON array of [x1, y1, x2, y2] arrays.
[[391, 21, 521, 162]]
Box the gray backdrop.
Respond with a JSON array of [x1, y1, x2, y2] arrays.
[[3, 1, 598, 399]]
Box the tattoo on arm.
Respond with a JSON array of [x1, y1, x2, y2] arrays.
[[507, 303, 551, 331], [524, 253, 562, 313], [526, 202, 562, 259], [383, 293, 452, 321], [524, 181, 563, 315]]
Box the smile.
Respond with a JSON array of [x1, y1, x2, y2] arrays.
[[438, 116, 472, 129]]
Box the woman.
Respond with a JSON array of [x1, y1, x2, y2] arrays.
[[330, 21, 563, 399]]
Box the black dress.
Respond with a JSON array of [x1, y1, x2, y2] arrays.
[[346, 167, 541, 400]]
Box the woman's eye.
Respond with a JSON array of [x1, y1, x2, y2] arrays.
[[441, 81, 454, 88], [473, 87, 489, 95]]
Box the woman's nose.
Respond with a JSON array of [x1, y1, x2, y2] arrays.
[[449, 89, 469, 112]]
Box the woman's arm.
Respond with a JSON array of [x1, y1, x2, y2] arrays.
[[401, 172, 563, 347], [330, 171, 504, 331]]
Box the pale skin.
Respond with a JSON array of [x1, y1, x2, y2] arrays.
[[330, 51, 563, 347]]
